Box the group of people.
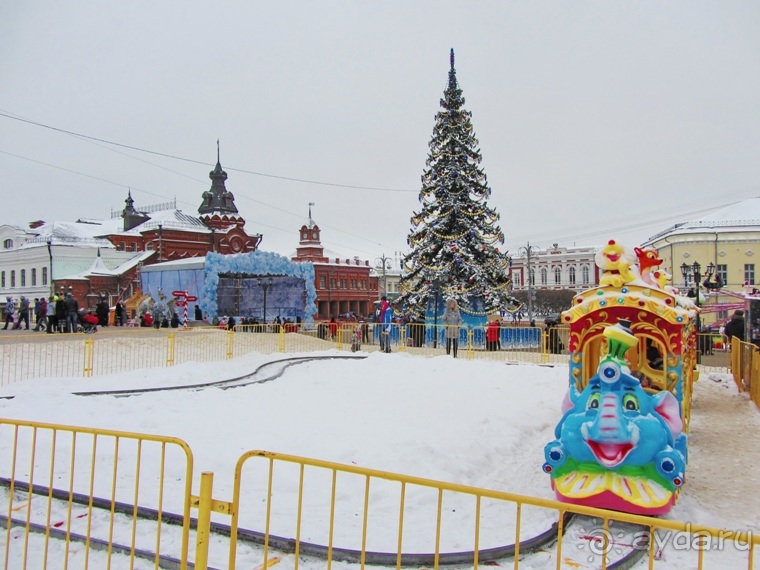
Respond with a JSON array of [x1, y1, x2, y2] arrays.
[[2, 294, 132, 334], [3, 293, 81, 333]]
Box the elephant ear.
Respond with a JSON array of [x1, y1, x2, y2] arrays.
[[561, 389, 574, 413], [652, 391, 683, 438]]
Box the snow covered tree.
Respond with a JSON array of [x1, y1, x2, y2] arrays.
[[398, 49, 515, 321]]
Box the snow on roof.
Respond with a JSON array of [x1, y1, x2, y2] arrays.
[[19, 208, 209, 248], [643, 197, 760, 245], [133, 209, 209, 233], [110, 250, 156, 274], [139, 256, 207, 272]]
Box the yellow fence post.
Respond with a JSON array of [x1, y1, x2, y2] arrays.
[[336, 326, 343, 351], [466, 328, 474, 360], [83, 337, 94, 377], [167, 332, 176, 367], [541, 330, 549, 364], [194, 471, 214, 570], [399, 325, 407, 352], [226, 329, 234, 359], [278, 325, 285, 352]]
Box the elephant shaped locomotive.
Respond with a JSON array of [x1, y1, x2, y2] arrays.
[[543, 320, 687, 515]]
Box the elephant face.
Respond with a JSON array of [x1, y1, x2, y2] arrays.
[[545, 357, 685, 485]]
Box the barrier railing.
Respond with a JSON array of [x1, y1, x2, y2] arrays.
[[731, 337, 760, 411], [210, 450, 759, 569], [0, 325, 728, 387], [0, 422, 757, 567], [0, 417, 194, 569]]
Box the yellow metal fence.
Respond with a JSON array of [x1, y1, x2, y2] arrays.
[[1, 418, 757, 569], [0, 326, 730, 387], [731, 337, 760, 411]]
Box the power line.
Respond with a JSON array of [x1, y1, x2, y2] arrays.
[[0, 111, 417, 193]]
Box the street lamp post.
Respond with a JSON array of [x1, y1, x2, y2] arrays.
[[518, 242, 538, 324], [681, 262, 705, 364], [46, 239, 54, 297], [258, 276, 273, 323], [430, 277, 440, 349], [375, 254, 392, 300]]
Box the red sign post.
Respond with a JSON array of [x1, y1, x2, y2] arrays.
[[173, 291, 198, 329]]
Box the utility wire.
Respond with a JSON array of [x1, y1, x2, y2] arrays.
[[0, 111, 417, 193]]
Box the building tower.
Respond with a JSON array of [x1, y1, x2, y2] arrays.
[[294, 203, 327, 263], [198, 142, 245, 233]]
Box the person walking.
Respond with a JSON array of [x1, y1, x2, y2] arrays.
[[96, 297, 110, 327], [115, 301, 127, 326], [380, 300, 393, 353], [724, 310, 746, 344], [442, 299, 463, 358], [46, 296, 57, 334], [3, 297, 14, 330], [55, 295, 66, 332], [63, 292, 79, 333], [34, 297, 48, 331], [486, 318, 500, 351], [15, 296, 30, 330]]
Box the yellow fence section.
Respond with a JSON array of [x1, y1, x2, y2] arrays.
[[0, 325, 730, 387], [0, 417, 194, 569], [731, 337, 760, 411], [195, 450, 757, 570], [0, 418, 757, 568]]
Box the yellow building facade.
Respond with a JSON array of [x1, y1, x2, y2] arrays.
[[641, 198, 760, 323]]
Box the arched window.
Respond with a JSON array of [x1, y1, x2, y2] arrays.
[[2, 239, 12, 249], [569, 267, 576, 285], [529, 268, 535, 286], [554, 267, 561, 285], [582, 266, 590, 284], [21, 269, 26, 287], [541, 268, 548, 285]]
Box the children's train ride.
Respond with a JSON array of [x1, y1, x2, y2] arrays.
[[542, 240, 697, 515]]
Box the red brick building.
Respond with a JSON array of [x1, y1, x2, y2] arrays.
[[291, 206, 378, 319], [9, 153, 262, 310]]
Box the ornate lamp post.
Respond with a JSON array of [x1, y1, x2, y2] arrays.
[[681, 262, 703, 364], [518, 242, 538, 324], [46, 239, 54, 297], [258, 276, 273, 323], [429, 277, 441, 349], [375, 254, 392, 300]]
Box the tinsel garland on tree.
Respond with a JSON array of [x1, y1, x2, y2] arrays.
[[398, 49, 518, 318]]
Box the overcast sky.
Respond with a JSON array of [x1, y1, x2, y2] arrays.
[[2, 1, 759, 263]]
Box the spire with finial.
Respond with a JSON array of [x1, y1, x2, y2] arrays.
[[308, 202, 315, 228], [199, 141, 238, 216]]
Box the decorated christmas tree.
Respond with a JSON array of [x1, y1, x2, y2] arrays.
[[398, 49, 516, 323]]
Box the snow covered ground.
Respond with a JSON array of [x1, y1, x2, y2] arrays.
[[0, 350, 758, 568]]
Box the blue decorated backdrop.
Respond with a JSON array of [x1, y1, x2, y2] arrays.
[[203, 251, 317, 322]]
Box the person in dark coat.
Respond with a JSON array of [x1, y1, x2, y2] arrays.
[[63, 292, 79, 333], [114, 302, 126, 326], [55, 296, 66, 332], [194, 304, 202, 321], [15, 296, 30, 330], [95, 298, 110, 327], [724, 310, 745, 343]]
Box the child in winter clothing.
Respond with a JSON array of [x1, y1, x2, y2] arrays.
[[350, 326, 362, 352]]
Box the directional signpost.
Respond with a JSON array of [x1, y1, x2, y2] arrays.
[[173, 290, 198, 329]]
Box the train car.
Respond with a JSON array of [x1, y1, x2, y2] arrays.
[[542, 240, 697, 515]]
